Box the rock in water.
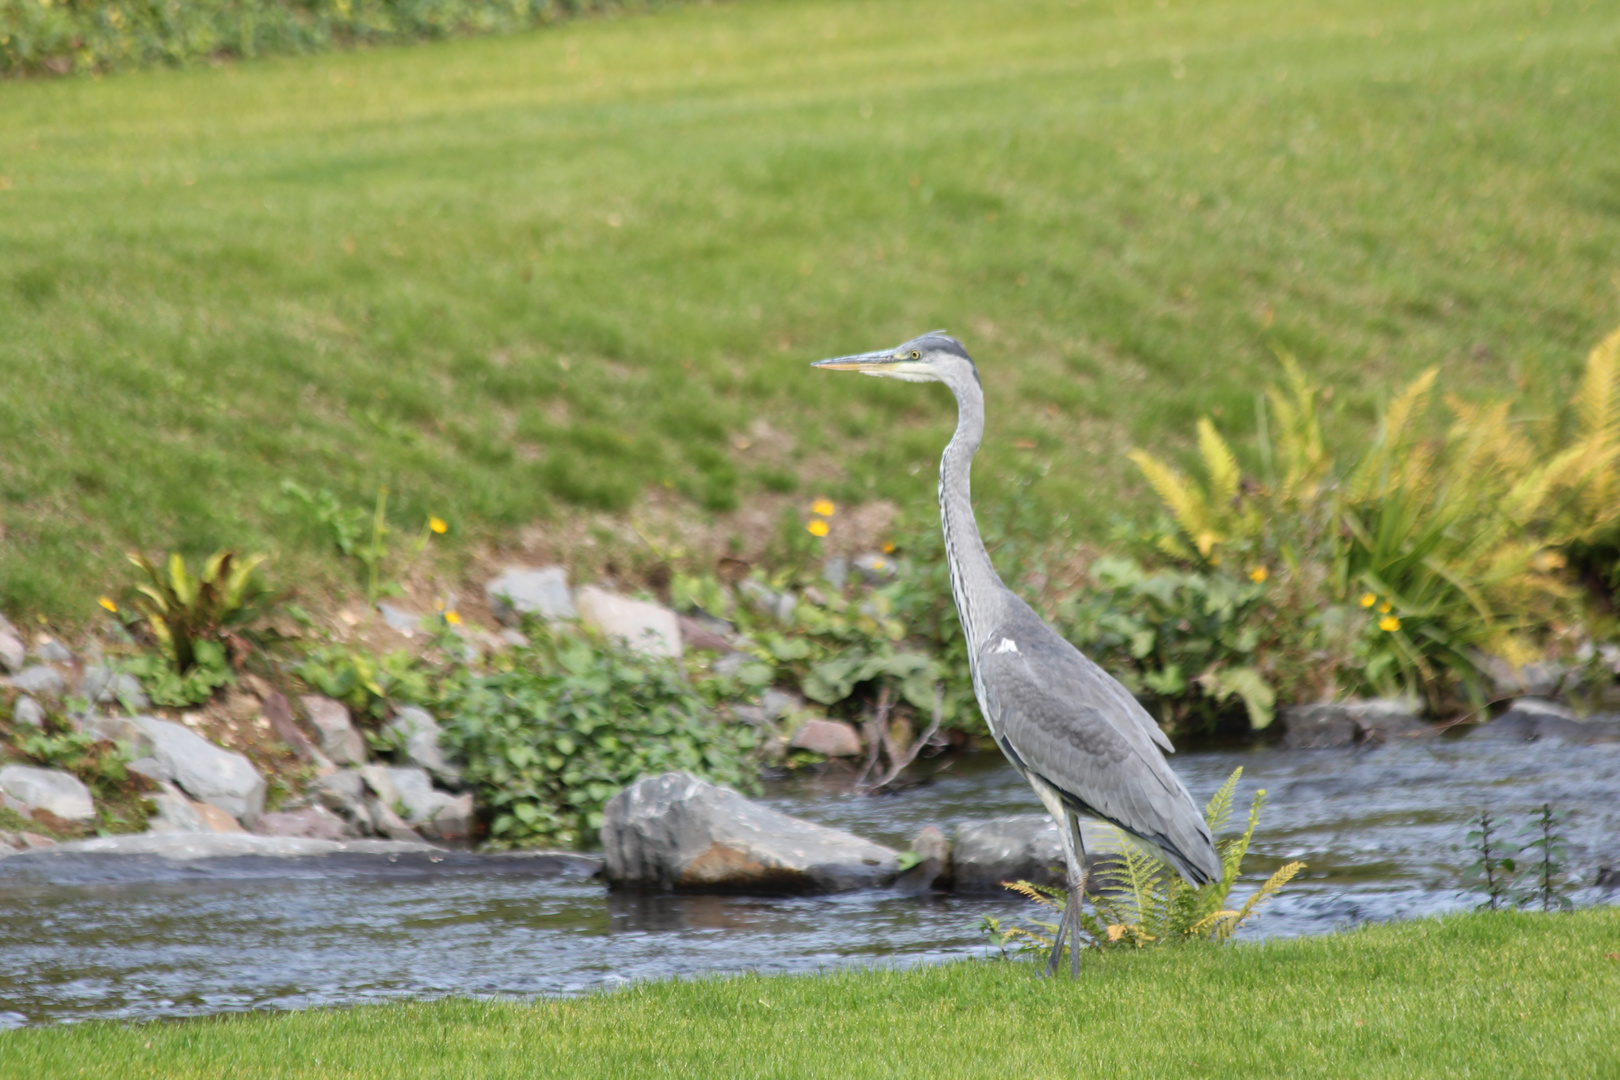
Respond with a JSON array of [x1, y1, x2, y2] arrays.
[[0, 766, 95, 823], [602, 772, 900, 893], [951, 814, 1067, 893], [129, 716, 266, 825]]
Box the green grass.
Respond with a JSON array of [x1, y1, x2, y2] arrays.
[[4, 908, 1619, 1078], [2, 0, 1618, 615]]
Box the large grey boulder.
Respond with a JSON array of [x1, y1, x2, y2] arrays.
[[6, 665, 66, 700], [789, 717, 862, 757], [422, 793, 475, 845], [385, 707, 460, 785], [952, 814, 1067, 893], [486, 565, 576, 626], [146, 782, 213, 834], [129, 716, 266, 824], [602, 772, 900, 893], [300, 695, 366, 766], [310, 769, 369, 828], [0, 765, 95, 823], [576, 587, 682, 659]]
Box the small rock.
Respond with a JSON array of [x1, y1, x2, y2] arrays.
[[501, 629, 531, 649], [602, 772, 901, 893], [952, 814, 1067, 893], [738, 579, 797, 623], [893, 825, 950, 894], [0, 765, 96, 823], [364, 795, 423, 842], [423, 793, 476, 845], [262, 692, 318, 761], [1482, 655, 1568, 699], [358, 763, 402, 808], [761, 688, 801, 721], [576, 586, 682, 659], [252, 807, 353, 841], [146, 783, 213, 834], [1475, 699, 1620, 744], [79, 666, 149, 710], [0, 630, 24, 675], [486, 565, 576, 626], [852, 552, 899, 583], [11, 696, 45, 728], [387, 766, 457, 825], [730, 704, 769, 726], [6, 666, 67, 701], [130, 716, 267, 825], [677, 614, 732, 653], [789, 717, 863, 757], [712, 652, 756, 680], [300, 695, 367, 766], [385, 707, 461, 785], [377, 603, 422, 636], [33, 639, 73, 665], [311, 770, 369, 827], [16, 832, 56, 850], [822, 556, 850, 590]]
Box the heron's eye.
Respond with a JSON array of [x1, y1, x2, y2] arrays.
[[909, 350, 921, 360]]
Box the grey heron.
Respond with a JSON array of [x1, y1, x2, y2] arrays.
[[813, 331, 1222, 977]]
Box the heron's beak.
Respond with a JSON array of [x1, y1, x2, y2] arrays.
[[811, 350, 898, 372]]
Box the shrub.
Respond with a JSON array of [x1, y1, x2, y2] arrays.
[[436, 625, 755, 849], [1122, 326, 1620, 714], [1, 0, 657, 78]]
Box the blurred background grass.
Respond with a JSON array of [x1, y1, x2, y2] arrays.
[[2, 0, 1617, 615]]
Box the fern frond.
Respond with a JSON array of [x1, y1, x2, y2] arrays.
[[1577, 325, 1620, 442], [1202, 767, 1242, 838], [1001, 880, 1061, 908], [1219, 861, 1307, 940], [1129, 450, 1210, 541], [1197, 417, 1242, 506]]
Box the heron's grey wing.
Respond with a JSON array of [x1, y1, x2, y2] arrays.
[[977, 603, 1220, 884]]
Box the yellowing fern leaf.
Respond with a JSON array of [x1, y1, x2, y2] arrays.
[[1197, 417, 1242, 506], [1129, 450, 1211, 542]]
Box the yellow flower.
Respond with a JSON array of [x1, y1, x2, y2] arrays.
[[1378, 600, 1393, 613], [811, 498, 836, 517], [444, 610, 463, 626], [1379, 615, 1401, 632], [806, 519, 830, 538], [1359, 593, 1377, 608], [98, 596, 118, 613], [881, 540, 896, 554], [429, 516, 448, 534], [1248, 566, 1269, 583]]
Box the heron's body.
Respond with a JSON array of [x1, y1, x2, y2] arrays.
[[815, 332, 1221, 975]]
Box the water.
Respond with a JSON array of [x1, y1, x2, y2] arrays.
[[1, 732, 1615, 1026]]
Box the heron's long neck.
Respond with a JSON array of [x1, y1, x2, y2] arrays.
[[939, 374, 1006, 652]]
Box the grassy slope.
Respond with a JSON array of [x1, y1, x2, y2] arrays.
[[2, 0, 1618, 614], [4, 908, 1619, 1078]]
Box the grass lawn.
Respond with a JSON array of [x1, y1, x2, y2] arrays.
[[1, 908, 1616, 1078], [2, 0, 1618, 614]]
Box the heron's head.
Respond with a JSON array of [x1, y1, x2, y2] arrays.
[[811, 331, 977, 386]]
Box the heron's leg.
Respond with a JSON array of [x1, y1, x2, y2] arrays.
[[1068, 811, 1087, 980]]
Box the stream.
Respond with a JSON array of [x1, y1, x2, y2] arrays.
[[1, 731, 1616, 1027]]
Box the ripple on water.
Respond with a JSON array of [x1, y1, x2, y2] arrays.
[[0, 734, 1615, 1024]]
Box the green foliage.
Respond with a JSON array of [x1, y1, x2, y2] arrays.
[[123, 641, 233, 707], [1060, 555, 1279, 732], [437, 626, 755, 848], [1516, 804, 1573, 914], [1464, 810, 1517, 912], [294, 645, 434, 722], [126, 549, 270, 673], [7, 716, 154, 833], [1124, 327, 1620, 714], [989, 769, 1304, 959], [1, 0, 654, 77]]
